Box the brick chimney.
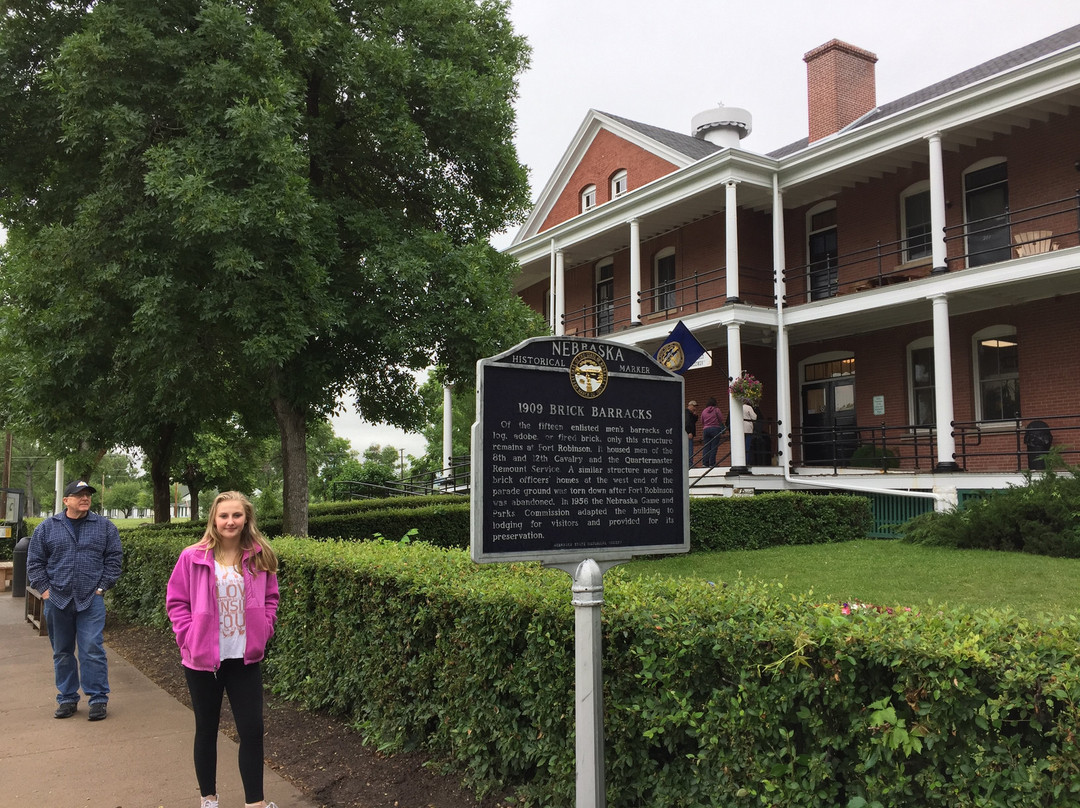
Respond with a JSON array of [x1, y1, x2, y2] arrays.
[[804, 39, 878, 143]]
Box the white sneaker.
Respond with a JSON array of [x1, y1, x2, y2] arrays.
[[200, 798, 218, 808]]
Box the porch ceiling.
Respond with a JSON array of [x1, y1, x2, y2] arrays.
[[777, 88, 1080, 209]]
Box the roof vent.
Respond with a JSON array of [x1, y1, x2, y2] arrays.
[[691, 104, 752, 149]]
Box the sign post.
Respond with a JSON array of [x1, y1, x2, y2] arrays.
[[471, 336, 690, 808]]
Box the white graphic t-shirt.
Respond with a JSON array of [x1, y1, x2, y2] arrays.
[[215, 561, 246, 661]]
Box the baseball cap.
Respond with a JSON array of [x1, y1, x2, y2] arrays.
[[64, 480, 97, 496]]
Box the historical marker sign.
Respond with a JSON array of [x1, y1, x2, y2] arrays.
[[471, 336, 690, 564]]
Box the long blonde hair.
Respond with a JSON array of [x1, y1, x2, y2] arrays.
[[199, 491, 278, 574]]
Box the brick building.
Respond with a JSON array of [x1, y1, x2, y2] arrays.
[[506, 24, 1080, 509]]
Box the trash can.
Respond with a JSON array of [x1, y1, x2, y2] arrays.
[[12, 535, 29, 598], [1023, 420, 1053, 470]]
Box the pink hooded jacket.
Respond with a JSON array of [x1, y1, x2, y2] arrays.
[[166, 543, 280, 672]]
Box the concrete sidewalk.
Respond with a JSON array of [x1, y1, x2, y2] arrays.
[[0, 592, 315, 808]]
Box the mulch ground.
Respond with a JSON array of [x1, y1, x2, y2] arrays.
[[104, 620, 518, 808]]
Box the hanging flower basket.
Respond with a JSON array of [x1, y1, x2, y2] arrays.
[[729, 373, 763, 405]]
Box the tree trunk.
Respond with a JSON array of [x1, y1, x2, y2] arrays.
[[272, 396, 309, 536], [189, 484, 201, 523], [147, 426, 176, 524]]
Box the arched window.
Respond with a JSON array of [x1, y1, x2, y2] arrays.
[[973, 325, 1019, 421], [653, 247, 676, 312], [900, 181, 931, 263], [907, 336, 935, 426], [595, 258, 614, 335], [963, 159, 1009, 267], [806, 201, 838, 300], [581, 184, 597, 213], [610, 169, 628, 199]]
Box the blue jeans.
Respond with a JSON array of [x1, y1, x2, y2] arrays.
[[702, 426, 724, 466], [44, 596, 109, 705]]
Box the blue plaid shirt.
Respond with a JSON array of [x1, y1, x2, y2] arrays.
[[27, 511, 123, 611]]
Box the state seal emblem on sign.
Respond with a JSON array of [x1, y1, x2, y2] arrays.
[[569, 350, 608, 399], [656, 341, 685, 372]]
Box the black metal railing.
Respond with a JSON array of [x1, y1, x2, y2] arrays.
[[787, 422, 939, 473], [952, 414, 1080, 471], [332, 455, 472, 500], [944, 192, 1080, 270]]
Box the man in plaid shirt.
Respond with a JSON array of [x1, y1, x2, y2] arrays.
[[27, 480, 122, 721]]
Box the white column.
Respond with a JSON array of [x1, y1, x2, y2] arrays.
[[442, 383, 453, 471], [931, 294, 958, 470], [54, 459, 64, 514], [927, 133, 948, 274], [629, 218, 642, 324], [772, 175, 789, 467], [725, 180, 740, 301], [726, 322, 748, 472], [555, 249, 566, 336]]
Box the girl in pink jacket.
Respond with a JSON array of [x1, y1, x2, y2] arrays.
[[166, 491, 280, 808]]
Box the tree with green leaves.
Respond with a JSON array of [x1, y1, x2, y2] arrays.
[[0, 0, 543, 534]]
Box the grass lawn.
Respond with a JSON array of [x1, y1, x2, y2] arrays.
[[628, 539, 1080, 618]]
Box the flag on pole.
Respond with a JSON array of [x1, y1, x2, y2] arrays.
[[653, 321, 707, 375]]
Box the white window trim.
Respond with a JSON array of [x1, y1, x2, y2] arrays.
[[610, 169, 628, 199], [962, 157, 1008, 267], [972, 324, 1018, 425], [906, 336, 935, 430], [581, 184, 597, 213], [806, 201, 838, 299], [900, 181, 932, 265], [653, 247, 676, 312]]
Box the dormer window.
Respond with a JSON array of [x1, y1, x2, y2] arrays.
[[610, 170, 628, 199], [581, 184, 597, 212]]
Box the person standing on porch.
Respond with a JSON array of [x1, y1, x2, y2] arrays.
[[685, 400, 699, 466], [700, 397, 725, 466]]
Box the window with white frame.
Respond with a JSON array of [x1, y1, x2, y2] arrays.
[[581, 184, 597, 213], [595, 259, 614, 335], [964, 159, 1010, 267], [901, 182, 932, 263], [610, 169, 628, 199], [653, 248, 676, 312], [974, 326, 1019, 421], [807, 202, 838, 300], [907, 337, 935, 426]]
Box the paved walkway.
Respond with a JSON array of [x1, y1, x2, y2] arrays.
[[0, 590, 315, 808]]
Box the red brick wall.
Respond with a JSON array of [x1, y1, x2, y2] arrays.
[[804, 40, 877, 144], [538, 128, 679, 232]]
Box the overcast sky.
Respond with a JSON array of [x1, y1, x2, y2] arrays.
[[336, 1, 1078, 458]]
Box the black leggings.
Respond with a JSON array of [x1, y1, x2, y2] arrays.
[[183, 659, 265, 803]]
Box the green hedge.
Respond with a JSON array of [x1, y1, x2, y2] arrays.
[[689, 492, 872, 552], [111, 530, 1080, 807]]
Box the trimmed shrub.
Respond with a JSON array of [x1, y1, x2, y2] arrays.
[[689, 492, 872, 552], [111, 532, 1080, 807]]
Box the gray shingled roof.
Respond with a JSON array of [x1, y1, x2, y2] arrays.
[[768, 22, 1080, 158], [596, 25, 1080, 163], [599, 111, 721, 161]]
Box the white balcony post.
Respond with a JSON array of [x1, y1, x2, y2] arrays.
[[629, 218, 642, 324], [927, 133, 948, 274], [772, 175, 790, 465], [931, 293, 959, 471], [442, 383, 454, 471], [555, 247, 566, 336], [725, 181, 740, 302], [726, 322, 749, 473]]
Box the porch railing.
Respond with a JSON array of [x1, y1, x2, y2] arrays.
[[784, 412, 1077, 474], [952, 414, 1080, 471], [944, 191, 1080, 270]]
